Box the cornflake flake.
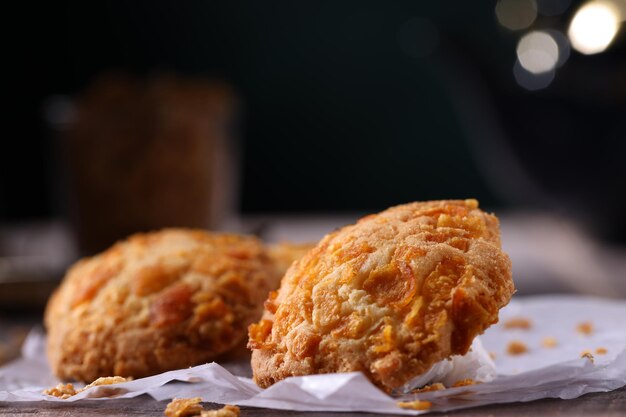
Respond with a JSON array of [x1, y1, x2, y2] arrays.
[[164, 397, 203, 417], [542, 337, 558, 348], [577, 321, 594, 335], [412, 382, 446, 393], [200, 405, 240, 417], [42, 383, 77, 399], [503, 317, 532, 330], [453, 378, 478, 387], [507, 340, 528, 355], [397, 399, 432, 411], [43, 376, 129, 399]]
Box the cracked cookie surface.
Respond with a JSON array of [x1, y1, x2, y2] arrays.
[[249, 199, 514, 392], [46, 229, 276, 382]]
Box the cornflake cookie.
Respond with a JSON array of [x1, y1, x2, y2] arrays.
[[249, 199, 514, 392], [45, 229, 275, 382]]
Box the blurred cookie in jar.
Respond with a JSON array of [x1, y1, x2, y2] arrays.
[[59, 73, 238, 256], [45, 229, 273, 382]]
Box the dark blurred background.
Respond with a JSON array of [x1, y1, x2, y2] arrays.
[[1, 0, 625, 312]]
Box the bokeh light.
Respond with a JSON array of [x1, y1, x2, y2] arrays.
[[544, 29, 571, 67], [516, 31, 560, 74], [568, 1, 621, 54], [513, 60, 556, 90], [496, 0, 538, 30]]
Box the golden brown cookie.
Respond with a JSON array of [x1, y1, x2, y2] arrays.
[[45, 229, 275, 382], [248, 199, 514, 392]]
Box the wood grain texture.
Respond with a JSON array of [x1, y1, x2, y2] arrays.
[[2, 386, 625, 417]]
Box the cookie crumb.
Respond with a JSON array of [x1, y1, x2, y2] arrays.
[[397, 399, 432, 410], [581, 351, 594, 363], [43, 376, 129, 399], [542, 337, 558, 348], [412, 382, 445, 393], [489, 351, 496, 360], [452, 378, 478, 387], [507, 340, 528, 355], [577, 321, 594, 335], [164, 399, 239, 417], [164, 397, 203, 417], [200, 405, 240, 417], [83, 376, 129, 390], [503, 317, 532, 330], [43, 383, 78, 399], [596, 347, 608, 355]]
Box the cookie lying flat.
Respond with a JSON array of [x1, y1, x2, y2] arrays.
[[45, 229, 275, 382], [248, 199, 514, 392]]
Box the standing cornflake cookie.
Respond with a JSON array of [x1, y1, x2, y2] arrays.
[[45, 229, 276, 382], [249, 199, 514, 392]]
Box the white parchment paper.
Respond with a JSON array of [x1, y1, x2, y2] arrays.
[[1, 295, 625, 414]]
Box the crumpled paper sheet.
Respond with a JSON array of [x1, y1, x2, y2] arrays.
[[1, 295, 625, 414]]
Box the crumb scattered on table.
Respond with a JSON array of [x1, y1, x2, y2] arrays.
[[507, 340, 528, 355], [577, 321, 594, 335], [200, 405, 240, 417], [83, 376, 129, 390], [503, 317, 532, 330], [581, 351, 595, 363], [397, 399, 432, 411], [542, 337, 558, 348], [596, 347, 608, 355], [43, 383, 78, 399], [164, 399, 239, 417], [489, 352, 496, 360], [43, 376, 129, 399], [452, 378, 478, 387], [164, 397, 204, 417], [412, 382, 445, 393]]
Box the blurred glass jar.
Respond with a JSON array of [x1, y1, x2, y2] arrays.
[[48, 73, 239, 256]]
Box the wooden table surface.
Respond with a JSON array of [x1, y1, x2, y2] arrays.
[[2, 385, 625, 417]]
